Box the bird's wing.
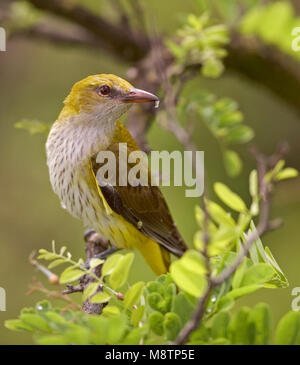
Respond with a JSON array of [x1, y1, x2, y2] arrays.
[[89, 121, 187, 257]]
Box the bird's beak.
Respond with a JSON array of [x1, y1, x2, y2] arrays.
[[121, 88, 159, 104]]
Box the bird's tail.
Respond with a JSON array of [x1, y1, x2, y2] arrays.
[[138, 238, 171, 276]]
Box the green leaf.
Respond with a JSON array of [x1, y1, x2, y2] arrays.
[[248, 223, 288, 288], [209, 226, 240, 255], [124, 281, 145, 309], [224, 125, 254, 144], [275, 168, 299, 181], [232, 258, 248, 289], [223, 149, 242, 177], [90, 292, 111, 304], [249, 170, 258, 198], [275, 312, 300, 345], [265, 159, 285, 182], [219, 110, 243, 127], [195, 205, 217, 232], [148, 312, 164, 336], [216, 297, 235, 312], [248, 224, 268, 264], [131, 306, 145, 327], [48, 259, 66, 269], [9, 1, 43, 31], [188, 323, 211, 344], [121, 327, 147, 345], [147, 292, 164, 312], [220, 285, 261, 303], [44, 312, 69, 326], [59, 246, 67, 255], [240, 6, 266, 34], [248, 303, 272, 345], [102, 253, 122, 276], [241, 263, 274, 286], [214, 182, 247, 212], [205, 199, 235, 227], [102, 306, 121, 316], [60, 268, 84, 284], [15, 119, 50, 135], [20, 314, 51, 332], [229, 307, 251, 345], [256, 2, 294, 44], [146, 281, 165, 295], [5, 319, 34, 332], [170, 250, 207, 297], [89, 258, 104, 269], [211, 311, 230, 339], [163, 312, 181, 341], [172, 292, 195, 325], [64, 327, 91, 345], [264, 247, 289, 288], [109, 253, 134, 290], [82, 283, 99, 302], [249, 170, 259, 216], [36, 335, 70, 345], [36, 300, 52, 313], [166, 40, 185, 59], [38, 252, 59, 261], [202, 58, 224, 78], [88, 316, 109, 345]]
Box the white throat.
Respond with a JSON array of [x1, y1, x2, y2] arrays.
[[46, 111, 118, 173]]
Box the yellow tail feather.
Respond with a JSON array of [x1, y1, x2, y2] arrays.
[[137, 238, 170, 276]]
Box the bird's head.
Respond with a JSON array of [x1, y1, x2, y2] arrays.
[[59, 74, 159, 122]]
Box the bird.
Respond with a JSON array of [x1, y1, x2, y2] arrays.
[[46, 74, 188, 275]]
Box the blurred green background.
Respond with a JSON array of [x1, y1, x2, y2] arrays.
[[0, 0, 300, 344]]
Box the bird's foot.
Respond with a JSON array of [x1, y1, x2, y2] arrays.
[[83, 246, 120, 270]]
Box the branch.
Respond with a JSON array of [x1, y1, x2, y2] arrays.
[[80, 229, 109, 315], [225, 33, 300, 116], [62, 284, 84, 295], [27, 0, 149, 62], [10, 24, 100, 49], [175, 144, 287, 345]]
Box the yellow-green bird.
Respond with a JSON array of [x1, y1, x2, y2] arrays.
[[46, 74, 187, 275]]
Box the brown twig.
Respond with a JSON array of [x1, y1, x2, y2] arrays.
[[29, 251, 59, 285], [27, 277, 81, 311], [80, 229, 109, 314], [62, 284, 84, 295]]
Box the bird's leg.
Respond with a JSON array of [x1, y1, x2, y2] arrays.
[[92, 246, 120, 260], [83, 247, 120, 269], [83, 229, 120, 269]]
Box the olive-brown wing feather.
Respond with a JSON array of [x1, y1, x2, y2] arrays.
[[90, 152, 187, 257]]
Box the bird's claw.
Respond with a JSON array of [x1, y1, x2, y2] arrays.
[[83, 246, 120, 270]]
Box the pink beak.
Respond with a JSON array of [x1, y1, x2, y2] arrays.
[[121, 88, 159, 104]]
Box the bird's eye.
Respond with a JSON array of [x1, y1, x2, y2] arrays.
[[98, 85, 111, 96]]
